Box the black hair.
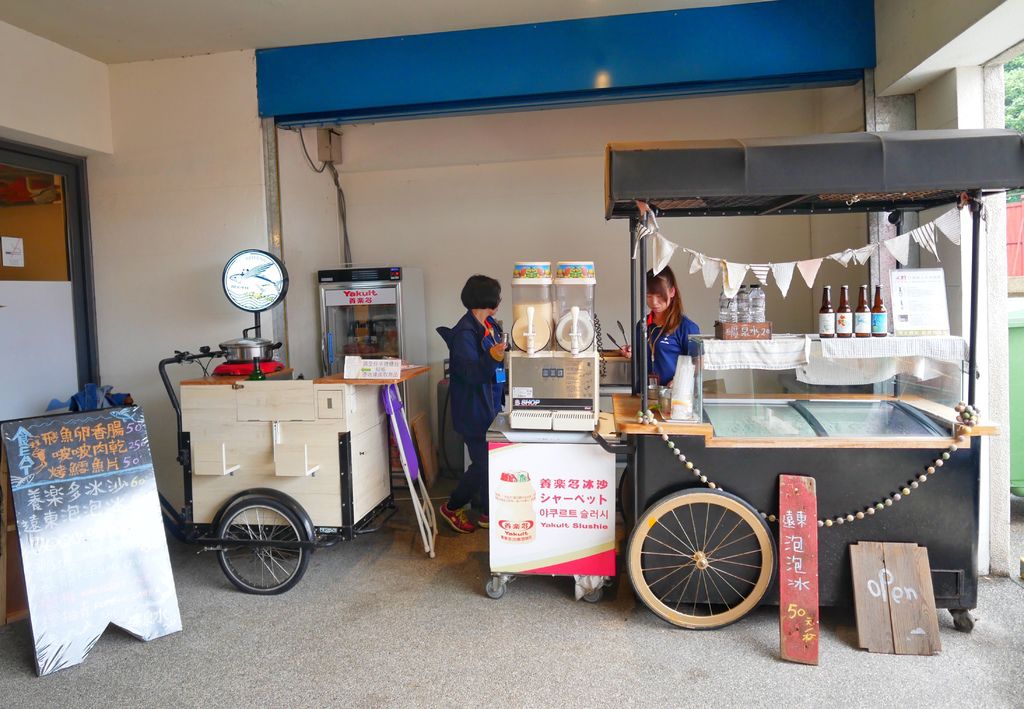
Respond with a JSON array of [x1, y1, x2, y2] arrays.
[[461, 274, 502, 310]]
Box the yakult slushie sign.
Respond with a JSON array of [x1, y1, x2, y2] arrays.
[[488, 442, 615, 576]]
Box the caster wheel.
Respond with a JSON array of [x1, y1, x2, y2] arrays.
[[583, 588, 604, 603], [485, 576, 507, 599], [951, 608, 975, 633]]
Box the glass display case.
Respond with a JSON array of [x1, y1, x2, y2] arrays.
[[689, 335, 965, 439]]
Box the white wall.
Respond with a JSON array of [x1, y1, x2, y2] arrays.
[[873, 0, 1022, 95], [87, 50, 268, 506], [277, 87, 866, 433], [0, 20, 112, 155]]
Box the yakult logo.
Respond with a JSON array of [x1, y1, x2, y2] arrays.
[[343, 289, 379, 305]]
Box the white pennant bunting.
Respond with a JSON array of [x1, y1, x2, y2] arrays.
[[771, 262, 796, 298], [933, 208, 962, 245], [749, 264, 771, 287], [829, 249, 857, 267], [853, 244, 876, 265], [701, 258, 722, 288], [796, 258, 823, 288], [722, 262, 749, 298], [651, 233, 679, 275], [911, 222, 940, 261], [883, 233, 911, 265], [688, 251, 705, 275]]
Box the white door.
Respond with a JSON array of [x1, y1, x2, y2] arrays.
[[0, 165, 81, 421]]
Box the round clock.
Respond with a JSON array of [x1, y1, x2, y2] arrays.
[[221, 249, 289, 313]]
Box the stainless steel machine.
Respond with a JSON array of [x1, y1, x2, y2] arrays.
[[506, 261, 600, 431]]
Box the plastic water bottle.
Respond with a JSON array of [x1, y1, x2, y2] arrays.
[[727, 294, 738, 323], [736, 285, 750, 323], [720, 288, 737, 323], [750, 284, 766, 323]]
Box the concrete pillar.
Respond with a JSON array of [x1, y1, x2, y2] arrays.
[[983, 64, 1011, 577], [863, 69, 917, 295]]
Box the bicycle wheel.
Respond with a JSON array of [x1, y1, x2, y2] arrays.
[[216, 496, 311, 595], [628, 489, 775, 629]]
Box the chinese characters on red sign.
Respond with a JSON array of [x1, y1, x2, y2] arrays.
[[779, 474, 820, 665]]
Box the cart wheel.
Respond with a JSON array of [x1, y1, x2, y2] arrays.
[[628, 489, 775, 629], [951, 608, 975, 633], [582, 588, 604, 603], [216, 496, 311, 595], [485, 576, 507, 600]]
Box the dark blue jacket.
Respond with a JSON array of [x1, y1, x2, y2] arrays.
[[437, 311, 504, 438], [637, 315, 701, 385]]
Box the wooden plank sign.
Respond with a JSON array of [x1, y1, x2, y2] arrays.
[[715, 321, 773, 340], [410, 414, 438, 489], [778, 474, 819, 665], [850, 542, 941, 655], [0, 408, 182, 676]]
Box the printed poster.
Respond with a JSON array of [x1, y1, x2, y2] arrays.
[[488, 442, 615, 576], [890, 268, 950, 336]]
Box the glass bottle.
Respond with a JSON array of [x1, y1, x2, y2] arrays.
[[818, 286, 835, 338], [836, 286, 853, 338], [248, 356, 267, 381], [871, 286, 888, 337], [854, 285, 871, 338]]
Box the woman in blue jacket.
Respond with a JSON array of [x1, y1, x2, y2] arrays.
[[436, 275, 506, 533], [619, 266, 700, 386]]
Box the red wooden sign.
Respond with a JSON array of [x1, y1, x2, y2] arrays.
[[778, 474, 820, 665]]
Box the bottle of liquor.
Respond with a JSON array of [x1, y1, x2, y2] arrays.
[[818, 286, 835, 338], [854, 285, 871, 338], [836, 285, 853, 338], [248, 356, 267, 381], [871, 286, 888, 337]]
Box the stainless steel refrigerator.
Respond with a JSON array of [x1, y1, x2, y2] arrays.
[[318, 266, 428, 422]]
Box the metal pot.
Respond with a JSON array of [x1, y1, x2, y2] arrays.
[[219, 337, 281, 363]]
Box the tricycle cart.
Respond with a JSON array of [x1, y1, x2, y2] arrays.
[[158, 348, 435, 594], [604, 129, 1024, 630]]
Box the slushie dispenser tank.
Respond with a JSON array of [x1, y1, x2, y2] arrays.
[[507, 260, 599, 432], [554, 261, 597, 355], [509, 262, 553, 355]]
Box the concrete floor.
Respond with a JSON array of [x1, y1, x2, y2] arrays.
[[1, 490, 1022, 707]]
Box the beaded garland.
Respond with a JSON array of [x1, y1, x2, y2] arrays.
[[636, 400, 979, 528]]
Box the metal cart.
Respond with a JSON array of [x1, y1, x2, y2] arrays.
[[603, 129, 1024, 630]]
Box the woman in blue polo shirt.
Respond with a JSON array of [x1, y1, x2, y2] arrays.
[[619, 266, 700, 386]]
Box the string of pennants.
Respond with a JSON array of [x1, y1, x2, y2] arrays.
[[635, 201, 968, 298]]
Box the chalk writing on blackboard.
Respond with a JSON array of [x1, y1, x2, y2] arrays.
[[2, 407, 182, 676]]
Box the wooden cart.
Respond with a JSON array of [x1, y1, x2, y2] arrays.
[[159, 350, 431, 594]]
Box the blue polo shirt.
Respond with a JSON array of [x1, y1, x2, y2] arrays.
[[638, 316, 701, 385]]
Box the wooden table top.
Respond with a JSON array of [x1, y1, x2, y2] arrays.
[[314, 365, 431, 386], [181, 365, 431, 387]]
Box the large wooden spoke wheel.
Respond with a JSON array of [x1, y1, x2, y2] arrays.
[[628, 489, 776, 629]]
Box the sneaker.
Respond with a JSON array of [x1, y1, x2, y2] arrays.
[[439, 503, 475, 534], [477, 513, 490, 529]]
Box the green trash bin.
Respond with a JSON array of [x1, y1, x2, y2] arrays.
[[1010, 299, 1024, 497]]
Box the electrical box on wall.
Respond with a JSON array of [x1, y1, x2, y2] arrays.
[[316, 128, 343, 164]]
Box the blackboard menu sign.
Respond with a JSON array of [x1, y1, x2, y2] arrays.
[[1, 407, 182, 676]]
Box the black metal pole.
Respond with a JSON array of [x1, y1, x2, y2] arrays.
[[638, 223, 649, 414], [630, 217, 639, 396], [968, 191, 982, 406]]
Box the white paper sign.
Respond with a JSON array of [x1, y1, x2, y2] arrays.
[[890, 268, 950, 336], [342, 355, 402, 380], [2, 236, 25, 267], [325, 286, 398, 307], [488, 442, 615, 576]]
